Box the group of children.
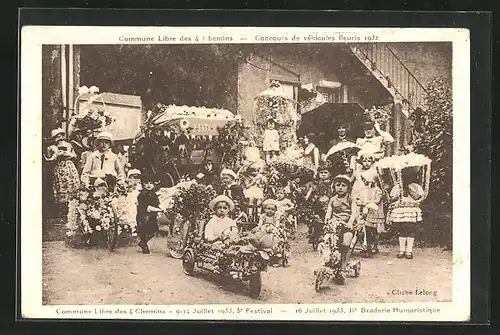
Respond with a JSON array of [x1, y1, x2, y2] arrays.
[[123, 143, 425, 277]]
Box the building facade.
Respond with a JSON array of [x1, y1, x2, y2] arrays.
[[42, 43, 451, 152]]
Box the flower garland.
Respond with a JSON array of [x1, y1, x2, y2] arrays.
[[253, 82, 298, 149], [364, 105, 392, 129], [70, 107, 114, 135], [213, 120, 249, 170]]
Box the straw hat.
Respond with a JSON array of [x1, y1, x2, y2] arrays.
[[96, 131, 113, 142], [262, 199, 278, 210], [220, 169, 237, 180], [408, 183, 424, 200], [209, 195, 234, 211], [358, 150, 375, 160], [127, 169, 141, 179], [50, 128, 65, 139], [333, 174, 353, 184], [94, 177, 107, 188]]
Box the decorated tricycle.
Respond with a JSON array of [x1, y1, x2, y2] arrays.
[[314, 220, 361, 291]]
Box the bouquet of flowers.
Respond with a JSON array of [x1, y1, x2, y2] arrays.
[[71, 107, 115, 135], [66, 189, 117, 241], [265, 160, 314, 198], [169, 183, 218, 223], [290, 196, 322, 229], [364, 106, 392, 129]]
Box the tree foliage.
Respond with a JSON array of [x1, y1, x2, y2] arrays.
[[80, 45, 248, 111], [413, 77, 453, 247]]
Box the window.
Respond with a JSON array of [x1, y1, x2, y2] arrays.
[[270, 78, 299, 101], [317, 88, 340, 103]]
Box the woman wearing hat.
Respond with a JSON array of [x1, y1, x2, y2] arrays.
[[44, 128, 80, 215], [300, 133, 321, 177], [355, 120, 394, 161], [81, 131, 125, 189]]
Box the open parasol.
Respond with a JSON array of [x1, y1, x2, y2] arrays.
[[325, 142, 361, 175]]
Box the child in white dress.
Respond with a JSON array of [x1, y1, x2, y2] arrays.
[[262, 118, 280, 163]]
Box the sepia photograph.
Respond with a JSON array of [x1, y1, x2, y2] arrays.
[[21, 26, 470, 321]]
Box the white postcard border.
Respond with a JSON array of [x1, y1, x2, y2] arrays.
[[20, 26, 470, 321]]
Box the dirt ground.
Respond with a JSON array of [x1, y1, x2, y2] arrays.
[[42, 221, 452, 305]]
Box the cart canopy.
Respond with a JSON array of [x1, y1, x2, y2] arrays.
[[150, 105, 237, 136]]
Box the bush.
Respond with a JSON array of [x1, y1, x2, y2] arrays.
[[413, 77, 453, 248]]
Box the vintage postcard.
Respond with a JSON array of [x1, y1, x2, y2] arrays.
[[20, 26, 470, 321]]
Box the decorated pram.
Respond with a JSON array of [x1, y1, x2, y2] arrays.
[[374, 153, 432, 223]]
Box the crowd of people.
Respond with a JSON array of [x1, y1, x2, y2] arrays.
[[45, 116, 427, 286]]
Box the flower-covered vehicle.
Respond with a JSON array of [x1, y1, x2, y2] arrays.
[[314, 221, 361, 292], [66, 182, 134, 251], [131, 104, 244, 188], [182, 228, 270, 299]]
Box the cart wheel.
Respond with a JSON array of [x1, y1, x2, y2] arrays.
[[163, 173, 175, 188], [354, 262, 361, 278], [167, 222, 185, 259], [248, 272, 262, 299], [314, 276, 322, 292], [281, 251, 288, 267], [182, 249, 196, 276], [106, 218, 118, 252], [312, 238, 319, 252]]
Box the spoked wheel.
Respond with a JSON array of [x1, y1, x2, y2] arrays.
[[248, 272, 262, 299], [311, 236, 320, 252], [353, 262, 361, 278], [281, 254, 288, 267], [167, 220, 187, 259], [106, 217, 119, 252], [314, 276, 322, 292], [182, 249, 196, 276]]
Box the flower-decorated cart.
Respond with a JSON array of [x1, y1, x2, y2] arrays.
[[66, 184, 132, 251], [182, 229, 271, 298], [163, 182, 270, 298], [131, 104, 244, 187]]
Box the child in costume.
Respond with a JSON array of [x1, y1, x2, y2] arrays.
[[306, 162, 334, 242], [204, 195, 240, 245], [388, 171, 425, 260], [136, 175, 162, 254], [324, 174, 358, 283], [355, 169, 385, 256]]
